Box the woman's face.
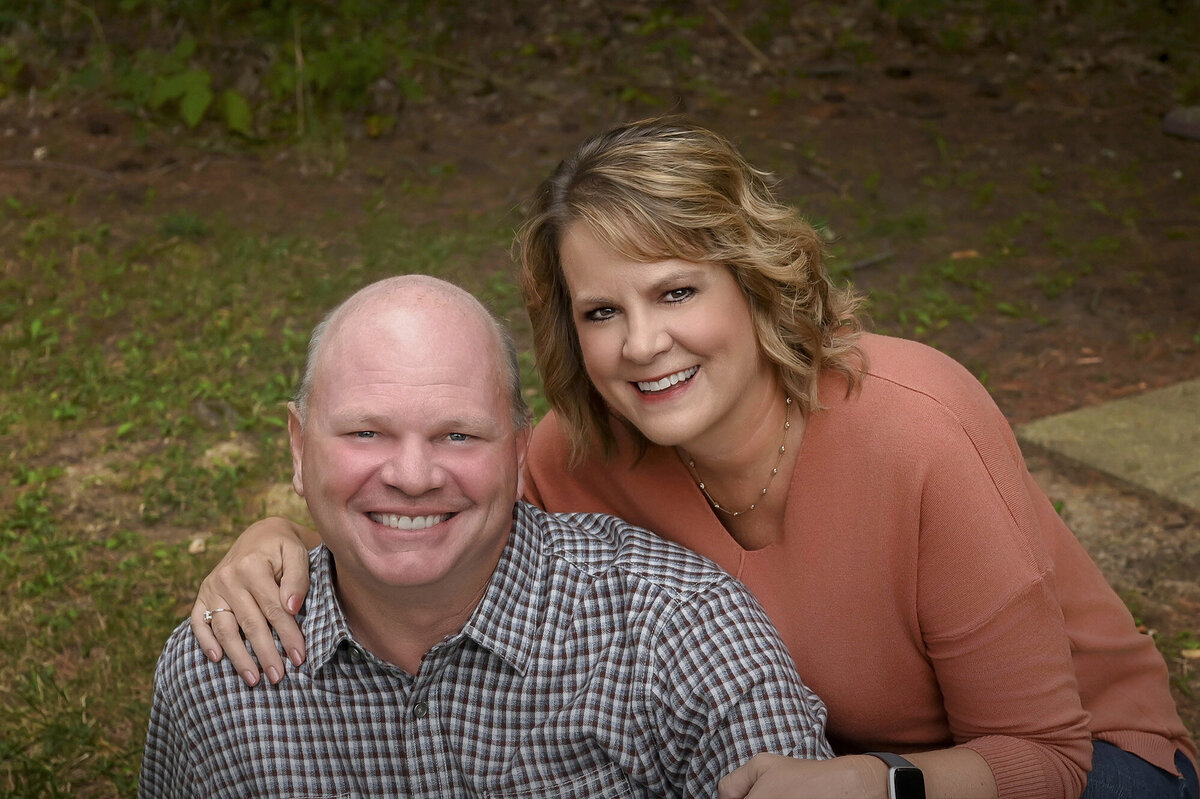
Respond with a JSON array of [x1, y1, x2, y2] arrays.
[[558, 222, 775, 455]]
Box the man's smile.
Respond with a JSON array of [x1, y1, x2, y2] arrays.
[[368, 512, 453, 531]]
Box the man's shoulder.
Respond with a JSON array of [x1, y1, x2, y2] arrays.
[[152, 619, 245, 703], [519, 502, 734, 597]]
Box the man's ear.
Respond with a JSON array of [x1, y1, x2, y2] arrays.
[[287, 402, 305, 497], [514, 423, 532, 501]]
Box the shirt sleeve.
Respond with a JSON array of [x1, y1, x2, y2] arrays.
[[644, 576, 834, 795], [138, 637, 197, 799]]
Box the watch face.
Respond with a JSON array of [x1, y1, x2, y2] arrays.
[[891, 766, 926, 798]]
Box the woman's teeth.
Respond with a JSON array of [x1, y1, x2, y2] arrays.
[[637, 366, 698, 393], [369, 513, 449, 530]]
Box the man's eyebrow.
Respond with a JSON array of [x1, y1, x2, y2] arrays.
[[329, 410, 389, 428], [440, 412, 501, 432], [331, 409, 498, 431]]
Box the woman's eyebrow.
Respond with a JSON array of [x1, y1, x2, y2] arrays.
[[571, 266, 706, 306]]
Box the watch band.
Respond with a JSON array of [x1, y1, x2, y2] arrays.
[[866, 751, 915, 770], [865, 752, 926, 799]]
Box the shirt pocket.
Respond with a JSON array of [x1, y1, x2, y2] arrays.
[[483, 760, 639, 799]]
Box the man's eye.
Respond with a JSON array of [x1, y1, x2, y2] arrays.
[[447, 432, 470, 442], [354, 431, 377, 439]]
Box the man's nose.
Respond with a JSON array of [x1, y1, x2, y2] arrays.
[[378, 439, 445, 495]]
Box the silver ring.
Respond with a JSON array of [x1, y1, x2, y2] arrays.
[[203, 608, 233, 623]]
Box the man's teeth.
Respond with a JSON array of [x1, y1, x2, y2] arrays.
[[637, 366, 698, 393], [369, 513, 449, 530]]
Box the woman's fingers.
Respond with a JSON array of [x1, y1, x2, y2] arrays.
[[189, 517, 316, 685], [190, 588, 264, 686], [189, 596, 226, 663], [272, 536, 313, 667]]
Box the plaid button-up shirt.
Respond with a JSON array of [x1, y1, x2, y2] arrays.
[[140, 502, 831, 798]]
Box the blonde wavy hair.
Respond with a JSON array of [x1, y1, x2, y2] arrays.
[[517, 116, 866, 465]]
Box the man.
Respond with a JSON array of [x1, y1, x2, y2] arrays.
[[139, 275, 831, 797]]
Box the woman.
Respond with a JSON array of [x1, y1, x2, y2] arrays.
[[192, 118, 1197, 799]]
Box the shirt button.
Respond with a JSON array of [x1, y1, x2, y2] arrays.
[[412, 701, 429, 719]]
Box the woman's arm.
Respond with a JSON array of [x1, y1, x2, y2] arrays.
[[719, 748, 996, 799], [188, 516, 318, 686]]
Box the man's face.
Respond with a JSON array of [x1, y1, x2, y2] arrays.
[[288, 299, 528, 613]]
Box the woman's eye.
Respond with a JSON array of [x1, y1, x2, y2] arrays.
[[585, 306, 617, 322], [665, 287, 695, 302]]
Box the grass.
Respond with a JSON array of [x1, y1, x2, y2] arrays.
[[6, 176, 1189, 795], [0, 200, 514, 797], [2, 0, 1198, 794]]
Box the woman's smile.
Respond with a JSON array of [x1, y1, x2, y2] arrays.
[[559, 222, 777, 455], [634, 365, 699, 395]]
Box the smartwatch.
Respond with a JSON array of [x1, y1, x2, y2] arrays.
[[866, 752, 926, 799]]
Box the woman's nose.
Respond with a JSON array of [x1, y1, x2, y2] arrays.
[[621, 312, 671, 363]]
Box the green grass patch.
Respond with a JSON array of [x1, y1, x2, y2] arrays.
[[0, 199, 524, 797]]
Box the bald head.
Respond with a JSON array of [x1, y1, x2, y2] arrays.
[[293, 276, 530, 430]]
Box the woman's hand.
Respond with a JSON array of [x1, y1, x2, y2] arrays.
[[718, 754, 888, 799], [189, 516, 317, 686]]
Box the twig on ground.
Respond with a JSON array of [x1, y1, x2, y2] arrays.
[[846, 249, 896, 272], [293, 12, 306, 137], [799, 164, 843, 193], [2, 159, 115, 181], [411, 51, 557, 102], [701, 1, 773, 73]]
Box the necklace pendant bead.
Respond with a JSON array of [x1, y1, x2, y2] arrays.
[[684, 395, 793, 517]]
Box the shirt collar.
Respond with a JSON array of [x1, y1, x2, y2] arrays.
[[300, 502, 548, 676], [458, 502, 546, 674], [300, 547, 357, 673]]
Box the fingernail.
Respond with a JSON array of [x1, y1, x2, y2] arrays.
[[206, 649, 220, 662], [286, 595, 301, 613], [242, 670, 260, 687], [267, 666, 282, 684], [289, 649, 304, 667]]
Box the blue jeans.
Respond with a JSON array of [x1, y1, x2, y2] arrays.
[[1079, 740, 1198, 799]]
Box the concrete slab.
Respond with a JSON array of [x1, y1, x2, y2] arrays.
[[1016, 379, 1200, 512]]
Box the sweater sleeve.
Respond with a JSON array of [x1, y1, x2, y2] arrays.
[[906, 375, 1092, 798]]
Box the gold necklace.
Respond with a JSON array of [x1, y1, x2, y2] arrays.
[[684, 396, 792, 517]]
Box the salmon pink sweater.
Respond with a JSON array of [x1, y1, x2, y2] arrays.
[[523, 333, 1195, 799]]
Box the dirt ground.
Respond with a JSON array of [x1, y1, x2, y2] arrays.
[[4, 3, 1199, 733]]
